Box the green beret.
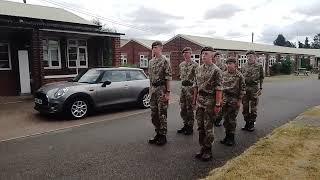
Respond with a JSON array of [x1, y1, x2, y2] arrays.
[[201, 46, 214, 54], [182, 47, 192, 53], [151, 41, 163, 48]]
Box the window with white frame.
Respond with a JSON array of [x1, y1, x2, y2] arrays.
[[139, 55, 149, 68], [280, 55, 286, 61], [42, 39, 61, 68], [238, 55, 247, 68], [120, 54, 127, 65], [67, 39, 88, 68], [191, 54, 200, 65], [0, 43, 11, 70], [269, 55, 276, 67]]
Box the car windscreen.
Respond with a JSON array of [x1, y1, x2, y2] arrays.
[[76, 69, 103, 83]]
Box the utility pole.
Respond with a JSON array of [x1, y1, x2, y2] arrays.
[[251, 32, 254, 43]]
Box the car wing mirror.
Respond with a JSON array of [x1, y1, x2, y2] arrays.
[[102, 80, 111, 87]]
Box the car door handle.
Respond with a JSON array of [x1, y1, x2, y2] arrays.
[[124, 85, 129, 88]]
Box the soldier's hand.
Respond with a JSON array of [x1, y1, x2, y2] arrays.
[[163, 93, 170, 102]]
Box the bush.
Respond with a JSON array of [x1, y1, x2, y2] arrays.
[[271, 63, 282, 75], [280, 59, 293, 74]]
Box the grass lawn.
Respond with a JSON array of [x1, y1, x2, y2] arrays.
[[205, 107, 320, 180]]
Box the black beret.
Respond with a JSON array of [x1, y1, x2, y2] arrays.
[[151, 41, 163, 48], [246, 50, 256, 55], [201, 46, 214, 54], [182, 47, 192, 53]]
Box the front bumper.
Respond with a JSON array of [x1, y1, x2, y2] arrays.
[[34, 92, 64, 114]]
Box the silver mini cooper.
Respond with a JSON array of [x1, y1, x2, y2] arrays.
[[34, 67, 150, 119]]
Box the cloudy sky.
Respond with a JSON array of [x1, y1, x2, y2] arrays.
[[9, 0, 320, 45]]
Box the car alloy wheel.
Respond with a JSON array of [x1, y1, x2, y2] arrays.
[[71, 100, 88, 118]]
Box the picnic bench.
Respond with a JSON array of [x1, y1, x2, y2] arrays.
[[294, 68, 310, 76]]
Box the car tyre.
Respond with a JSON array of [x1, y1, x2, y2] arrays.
[[65, 97, 90, 119], [138, 90, 150, 109]]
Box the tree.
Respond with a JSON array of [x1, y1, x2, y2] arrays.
[[273, 34, 287, 46], [304, 37, 311, 48], [273, 34, 296, 47], [311, 33, 320, 49], [285, 41, 296, 48], [91, 18, 117, 33], [298, 41, 304, 48]]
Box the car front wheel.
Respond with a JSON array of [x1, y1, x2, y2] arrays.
[[66, 98, 90, 119], [139, 91, 150, 108]]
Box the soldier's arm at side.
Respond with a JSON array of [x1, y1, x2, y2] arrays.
[[215, 69, 223, 106], [259, 65, 264, 89], [239, 74, 246, 100], [164, 59, 172, 93]]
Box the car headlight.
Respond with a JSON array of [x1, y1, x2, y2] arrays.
[[54, 88, 68, 99]]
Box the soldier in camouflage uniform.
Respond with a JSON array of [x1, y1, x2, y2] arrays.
[[148, 41, 172, 146], [193, 46, 223, 161], [177, 47, 198, 135], [241, 50, 264, 132], [213, 52, 227, 127], [220, 57, 246, 146]]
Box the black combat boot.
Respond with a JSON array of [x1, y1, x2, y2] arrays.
[[200, 147, 213, 162], [224, 133, 235, 146], [148, 134, 160, 144], [195, 147, 205, 159], [155, 135, 167, 146], [183, 126, 193, 135], [177, 126, 186, 134], [246, 121, 255, 132], [241, 121, 250, 131], [220, 133, 230, 144]]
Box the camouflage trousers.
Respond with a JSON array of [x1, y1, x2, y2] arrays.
[[196, 104, 215, 148], [222, 98, 240, 134], [242, 86, 259, 122], [180, 86, 194, 128], [150, 86, 168, 135]]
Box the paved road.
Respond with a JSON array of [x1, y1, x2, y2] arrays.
[[1, 79, 320, 179]]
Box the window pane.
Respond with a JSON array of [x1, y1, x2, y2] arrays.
[[78, 40, 87, 46], [195, 55, 200, 58], [0, 61, 9, 68], [0, 52, 9, 60], [130, 70, 146, 80], [52, 61, 59, 67], [100, 71, 111, 82], [68, 47, 77, 54], [69, 60, 77, 67], [80, 61, 86, 66], [110, 71, 126, 82], [50, 49, 58, 61], [69, 54, 77, 60]]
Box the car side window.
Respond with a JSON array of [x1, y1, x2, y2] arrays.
[[100, 71, 111, 83], [129, 70, 146, 81], [109, 70, 127, 82]]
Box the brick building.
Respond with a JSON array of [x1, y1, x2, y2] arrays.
[[121, 34, 320, 80], [0, 0, 123, 96]]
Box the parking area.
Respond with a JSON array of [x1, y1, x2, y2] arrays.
[[0, 93, 179, 142]]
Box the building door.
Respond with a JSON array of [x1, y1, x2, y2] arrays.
[[18, 50, 31, 94]]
